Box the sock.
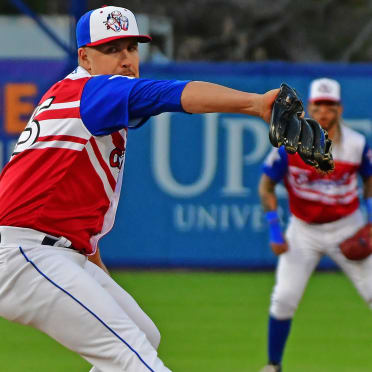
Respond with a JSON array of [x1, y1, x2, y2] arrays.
[[268, 315, 292, 365]]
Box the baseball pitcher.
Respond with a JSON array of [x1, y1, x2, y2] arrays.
[[0, 5, 289, 372]]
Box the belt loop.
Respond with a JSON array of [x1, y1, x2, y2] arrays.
[[55, 236, 72, 248], [41, 236, 59, 246]]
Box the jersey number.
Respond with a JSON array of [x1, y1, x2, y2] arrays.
[[13, 97, 55, 156]]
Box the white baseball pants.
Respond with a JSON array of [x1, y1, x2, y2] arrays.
[[270, 209, 372, 319], [0, 226, 171, 372]]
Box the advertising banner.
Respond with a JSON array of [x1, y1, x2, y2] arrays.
[[1, 60, 372, 268]]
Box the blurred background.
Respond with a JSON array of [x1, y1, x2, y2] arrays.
[[1, 1, 372, 371]]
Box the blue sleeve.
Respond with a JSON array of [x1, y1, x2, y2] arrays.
[[359, 142, 372, 178], [80, 75, 190, 135], [262, 146, 288, 182]]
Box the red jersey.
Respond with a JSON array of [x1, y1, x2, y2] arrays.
[[0, 67, 127, 254], [263, 126, 372, 223]]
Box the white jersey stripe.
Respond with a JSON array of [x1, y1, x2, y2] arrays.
[[29, 141, 85, 151], [93, 136, 117, 181], [93, 134, 126, 181], [65, 67, 92, 80], [49, 101, 80, 110], [89, 165, 124, 255], [85, 141, 114, 201], [288, 185, 358, 205], [287, 171, 358, 197], [38, 118, 91, 139]]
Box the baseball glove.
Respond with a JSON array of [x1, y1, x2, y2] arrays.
[[340, 224, 372, 261], [269, 83, 334, 173]]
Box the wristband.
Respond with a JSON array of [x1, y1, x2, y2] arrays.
[[265, 210, 285, 244], [365, 198, 372, 223]]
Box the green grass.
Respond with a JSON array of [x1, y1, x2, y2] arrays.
[[1, 271, 372, 371]]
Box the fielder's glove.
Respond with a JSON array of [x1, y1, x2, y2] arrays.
[[269, 83, 334, 173], [340, 224, 372, 261]]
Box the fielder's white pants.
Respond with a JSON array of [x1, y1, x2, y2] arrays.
[[0, 226, 171, 372], [270, 209, 372, 319]]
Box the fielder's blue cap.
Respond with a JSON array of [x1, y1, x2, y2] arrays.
[[76, 5, 151, 48]]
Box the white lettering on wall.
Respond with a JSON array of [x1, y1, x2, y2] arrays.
[[174, 203, 257, 231], [222, 118, 270, 196], [152, 112, 218, 197], [151, 115, 372, 201], [151, 113, 271, 198]]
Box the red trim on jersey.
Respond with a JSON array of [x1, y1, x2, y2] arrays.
[[111, 131, 125, 150], [35, 107, 80, 121], [40, 77, 90, 104], [89, 138, 116, 191], [37, 135, 88, 144]]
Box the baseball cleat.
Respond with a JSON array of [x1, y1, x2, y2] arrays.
[[259, 364, 282, 372]]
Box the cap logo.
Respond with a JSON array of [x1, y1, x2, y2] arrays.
[[103, 10, 129, 32], [317, 83, 332, 94]]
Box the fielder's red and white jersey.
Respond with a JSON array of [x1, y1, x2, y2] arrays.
[[263, 125, 372, 224], [0, 68, 128, 254]]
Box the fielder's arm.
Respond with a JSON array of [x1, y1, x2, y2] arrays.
[[363, 175, 372, 199], [181, 82, 279, 123], [363, 177, 372, 246], [259, 174, 278, 212], [88, 246, 110, 275], [258, 174, 288, 255]]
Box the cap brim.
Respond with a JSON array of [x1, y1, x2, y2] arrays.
[[85, 34, 152, 47], [309, 97, 340, 104]]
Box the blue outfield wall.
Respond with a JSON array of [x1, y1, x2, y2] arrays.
[[1, 60, 372, 269]]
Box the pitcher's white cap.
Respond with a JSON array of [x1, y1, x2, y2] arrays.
[[76, 5, 151, 48], [309, 78, 341, 103]]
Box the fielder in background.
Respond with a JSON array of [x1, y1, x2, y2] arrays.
[[258, 77, 372, 372], [0, 5, 282, 372]]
